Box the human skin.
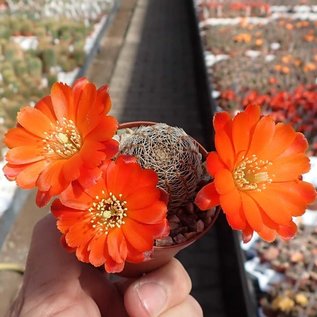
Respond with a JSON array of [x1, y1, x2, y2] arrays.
[[6, 215, 203, 317]]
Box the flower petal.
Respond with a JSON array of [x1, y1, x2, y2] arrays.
[[125, 240, 146, 263], [6, 146, 45, 164], [277, 221, 297, 240], [232, 111, 253, 156], [3, 163, 27, 181], [215, 129, 235, 169], [269, 154, 311, 181], [85, 116, 118, 140], [257, 225, 277, 242], [247, 116, 275, 156], [242, 226, 254, 243], [80, 141, 106, 168], [96, 84, 111, 114], [206, 151, 226, 177], [266, 181, 314, 216], [104, 252, 125, 273], [101, 139, 119, 160], [73, 78, 90, 118], [35, 95, 56, 122], [4, 127, 39, 148], [122, 218, 155, 252], [36, 190, 52, 207], [17, 106, 53, 138], [126, 187, 161, 209], [59, 182, 92, 210], [249, 190, 291, 225], [109, 156, 158, 198], [65, 217, 91, 248], [36, 160, 66, 193], [214, 169, 236, 195], [62, 153, 82, 182], [16, 160, 49, 189], [107, 228, 127, 264], [128, 200, 167, 224], [51, 198, 81, 218], [258, 123, 296, 160], [244, 104, 261, 122], [195, 182, 220, 210], [241, 192, 263, 232], [213, 111, 231, 132], [279, 132, 308, 158], [88, 234, 107, 267], [220, 189, 246, 230], [78, 166, 102, 189], [58, 214, 89, 238], [50, 82, 73, 122], [76, 83, 97, 133]]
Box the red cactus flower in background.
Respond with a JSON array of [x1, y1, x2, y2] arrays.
[[221, 89, 236, 101], [242, 90, 269, 108], [195, 104, 316, 243], [270, 91, 292, 110], [3, 78, 119, 207], [52, 155, 169, 273]]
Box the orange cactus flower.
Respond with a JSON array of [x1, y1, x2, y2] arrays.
[[282, 55, 292, 64], [304, 33, 315, 42], [285, 23, 294, 30], [195, 105, 316, 243], [233, 33, 252, 43], [303, 62, 317, 72], [3, 78, 119, 206], [51, 155, 169, 273], [255, 38, 264, 47]]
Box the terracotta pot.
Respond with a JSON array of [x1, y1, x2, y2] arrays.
[[117, 121, 220, 277]]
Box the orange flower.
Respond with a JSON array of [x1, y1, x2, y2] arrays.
[[303, 62, 317, 72], [304, 33, 315, 42], [233, 33, 252, 43], [255, 38, 264, 47], [51, 155, 169, 273], [195, 105, 316, 243], [285, 23, 294, 30], [4, 78, 118, 206]]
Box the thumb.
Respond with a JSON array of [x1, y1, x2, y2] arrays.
[[124, 258, 191, 317]]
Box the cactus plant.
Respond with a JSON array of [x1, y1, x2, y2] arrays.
[[26, 57, 43, 78], [2, 69, 17, 85], [72, 49, 85, 66], [119, 123, 205, 209], [14, 60, 28, 76], [41, 48, 57, 73]]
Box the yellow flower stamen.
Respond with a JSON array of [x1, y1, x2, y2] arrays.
[[43, 118, 82, 158], [89, 192, 127, 234], [233, 154, 272, 191]]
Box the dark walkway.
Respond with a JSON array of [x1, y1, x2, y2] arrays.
[[108, 0, 226, 315], [0, 1, 230, 316]]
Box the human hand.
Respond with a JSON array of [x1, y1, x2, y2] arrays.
[[7, 215, 202, 317]]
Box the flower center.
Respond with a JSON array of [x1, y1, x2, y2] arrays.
[[43, 118, 82, 158], [233, 154, 272, 191], [89, 192, 128, 234]]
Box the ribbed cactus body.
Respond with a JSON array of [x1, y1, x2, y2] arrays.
[[119, 123, 204, 209]]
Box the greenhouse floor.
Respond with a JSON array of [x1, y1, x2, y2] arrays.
[[0, 0, 228, 316]]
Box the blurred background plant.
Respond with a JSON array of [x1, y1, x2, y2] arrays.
[[197, 3, 317, 155], [0, 0, 115, 157]]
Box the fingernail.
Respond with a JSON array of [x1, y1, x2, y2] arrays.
[[136, 282, 167, 317]]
